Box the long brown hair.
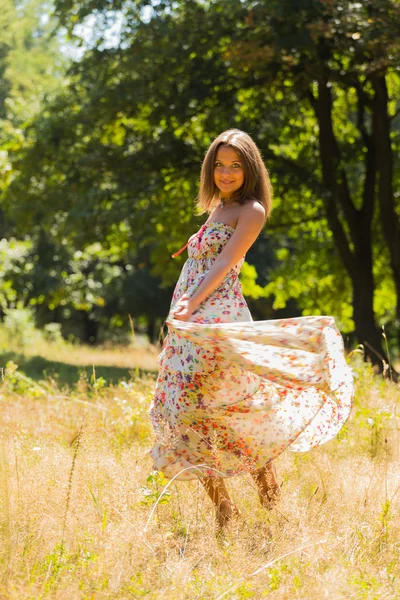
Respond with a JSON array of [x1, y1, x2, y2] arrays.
[[197, 129, 273, 220]]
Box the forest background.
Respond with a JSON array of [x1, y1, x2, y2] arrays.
[[0, 0, 399, 364], [1, 2, 400, 598]]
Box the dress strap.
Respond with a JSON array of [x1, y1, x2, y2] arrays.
[[171, 224, 207, 258], [171, 241, 189, 259]]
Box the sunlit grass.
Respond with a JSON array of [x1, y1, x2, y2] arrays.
[[0, 324, 159, 385], [0, 342, 399, 598], [22, 336, 160, 371]]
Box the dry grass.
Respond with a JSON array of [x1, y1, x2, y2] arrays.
[[19, 336, 160, 372], [0, 353, 400, 599]]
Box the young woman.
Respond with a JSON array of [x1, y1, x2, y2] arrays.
[[149, 129, 353, 530]]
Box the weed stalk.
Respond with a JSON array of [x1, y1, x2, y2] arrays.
[[59, 415, 85, 566]]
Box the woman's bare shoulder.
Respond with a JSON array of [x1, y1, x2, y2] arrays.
[[239, 199, 265, 224]]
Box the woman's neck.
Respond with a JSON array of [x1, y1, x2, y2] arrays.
[[219, 196, 237, 207]]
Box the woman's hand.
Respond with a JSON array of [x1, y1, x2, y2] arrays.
[[171, 295, 197, 321]]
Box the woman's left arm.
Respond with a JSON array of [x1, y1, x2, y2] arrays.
[[173, 203, 265, 321]]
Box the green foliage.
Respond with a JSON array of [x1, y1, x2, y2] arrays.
[[4, 0, 66, 123], [239, 262, 265, 300], [140, 470, 171, 505], [0, 0, 399, 348], [0, 238, 32, 308], [3, 306, 42, 348]]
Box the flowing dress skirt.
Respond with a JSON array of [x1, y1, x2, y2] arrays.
[[149, 222, 354, 480]]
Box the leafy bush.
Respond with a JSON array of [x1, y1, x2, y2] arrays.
[[3, 305, 41, 348]]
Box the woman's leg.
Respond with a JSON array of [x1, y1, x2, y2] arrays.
[[252, 461, 280, 509], [200, 476, 238, 529]]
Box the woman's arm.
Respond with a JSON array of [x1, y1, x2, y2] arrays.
[[173, 202, 265, 321]]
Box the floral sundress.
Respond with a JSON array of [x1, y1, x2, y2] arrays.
[[149, 221, 354, 480]]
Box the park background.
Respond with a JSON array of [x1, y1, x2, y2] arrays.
[[0, 1, 400, 598]]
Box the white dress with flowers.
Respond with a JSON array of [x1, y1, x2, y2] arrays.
[[149, 221, 354, 480]]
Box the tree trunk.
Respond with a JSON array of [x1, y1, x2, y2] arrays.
[[371, 74, 400, 346], [313, 77, 386, 366], [147, 317, 157, 344], [83, 313, 99, 345], [352, 247, 386, 365]]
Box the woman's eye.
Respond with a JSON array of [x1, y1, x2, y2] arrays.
[[214, 162, 242, 168]]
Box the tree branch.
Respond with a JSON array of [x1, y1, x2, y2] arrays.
[[355, 82, 371, 148]]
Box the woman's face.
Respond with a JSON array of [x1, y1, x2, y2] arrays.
[[213, 145, 245, 199]]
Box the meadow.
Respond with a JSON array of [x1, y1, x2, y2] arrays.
[[0, 329, 399, 600]]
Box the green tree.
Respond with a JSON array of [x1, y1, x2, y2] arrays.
[[226, 0, 400, 357], [5, 0, 400, 362], [0, 0, 72, 325]]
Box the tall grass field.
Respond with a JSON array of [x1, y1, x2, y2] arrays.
[[0, 324, 399, 599]]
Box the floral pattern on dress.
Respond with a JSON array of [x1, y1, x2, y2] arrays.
[[149, 221, 354, 480]]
